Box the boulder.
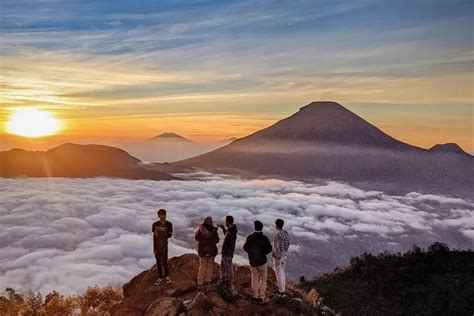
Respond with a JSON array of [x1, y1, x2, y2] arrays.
[[145, 297, 181, 316]]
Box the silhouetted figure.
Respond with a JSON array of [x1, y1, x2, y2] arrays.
[[272, 218, 290, 297], [218, 215, 238, 297], [152, 209, 173, 285], [195, 216, 219, 289], [243, 220, 272, 303]]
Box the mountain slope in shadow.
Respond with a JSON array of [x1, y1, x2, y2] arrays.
[[178, 101, 473, 196]]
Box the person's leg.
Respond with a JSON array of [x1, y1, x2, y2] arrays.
[[155, 251, 164, 279], [205, 257, 215, 284], [250, 266, 259, 299], [273, 257, 281, 292], [220, 256, 228, 282], [279, 256, 287, 293], [260, 265, 268, 300], [197, 256, 205, 286], [228, 257, 236, 294], [162, 250, 169, 278]]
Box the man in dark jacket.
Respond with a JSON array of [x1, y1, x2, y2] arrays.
[[218, 215, 238, 295], [195, 216, 219, 288], [152, 209, 173, 285], [243, 220, 272, 303]]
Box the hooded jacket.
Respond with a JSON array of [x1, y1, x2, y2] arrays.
[[243, 231, 272, 267], [195, 216, 220, 257], [221, 224, 238, 257]]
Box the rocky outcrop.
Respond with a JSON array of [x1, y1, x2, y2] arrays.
[[111, 254, 330, 316]]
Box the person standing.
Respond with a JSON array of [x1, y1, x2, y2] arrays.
[[243, 220, 272, 303], [218, 215, 238, 296], [272, 218, 290, 297], [152, 208, 173, 285], [195, 216, 220, 290]]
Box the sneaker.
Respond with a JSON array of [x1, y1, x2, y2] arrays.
[[165, 277, 172, 284], [154, 278, 163, 285], [274, 292, 286, 298]]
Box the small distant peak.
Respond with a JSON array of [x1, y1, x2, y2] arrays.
[[149, 132, 193, 142], [429, 143, 471, 157]]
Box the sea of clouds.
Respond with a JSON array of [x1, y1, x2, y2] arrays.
[[1, 173, 473, 295]]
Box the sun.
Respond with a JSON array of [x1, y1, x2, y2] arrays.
[[5, 107, 62, 138]]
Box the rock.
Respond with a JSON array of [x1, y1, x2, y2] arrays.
[[112, 254, 330, 316], [145, 297, 180, 316], [207, 291, 227, 310]]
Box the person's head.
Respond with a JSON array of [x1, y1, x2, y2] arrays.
[[254, 220, 263, 232], [203, 216, 213, 226], [225, 215, 234, 227], [275, 218, 284, 230], [157, 209, 167, 221]]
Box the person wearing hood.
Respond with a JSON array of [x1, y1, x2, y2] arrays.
[[195, 216, 220, 288], [218, 215, 238, 296]]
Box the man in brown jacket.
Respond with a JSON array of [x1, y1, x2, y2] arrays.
[[195, 216, 220, 289]]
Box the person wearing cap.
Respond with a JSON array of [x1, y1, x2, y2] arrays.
[[152, 208, 173, 285], [272, 218, 290, 297], [195, 216, 220, 289], [243, 220, 273, 303]]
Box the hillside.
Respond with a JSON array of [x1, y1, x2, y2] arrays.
[[0, 143, 177, 180], [300, 242, 474, 316]]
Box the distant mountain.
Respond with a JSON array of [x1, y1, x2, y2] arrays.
[[429, 143, 472, 157], [0, 143, 177, 180], [148, 132, 195, 143], [216, 137, 238, 146], [178, 101, 473, 196]]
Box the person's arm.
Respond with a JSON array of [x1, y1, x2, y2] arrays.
[[273, 233, 282, 258], [214, 229, 220, 244], [265, 236, 273, 255], [195, 227, 201, 241], [284, 232, 290, 252], [167, 222, 173, 239], [243, 235, 250, 253]]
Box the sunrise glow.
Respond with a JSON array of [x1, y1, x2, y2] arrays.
[[5, 108, 62, 138]]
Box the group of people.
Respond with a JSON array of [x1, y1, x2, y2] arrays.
[[152, 208, 290, 303]]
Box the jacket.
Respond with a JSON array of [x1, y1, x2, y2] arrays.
[[243, 231, 272, 267], [221, 224, 238, 257], [152, 220, 173, 253], [195, 217, 220, 257], [272, 229, 290, 259]]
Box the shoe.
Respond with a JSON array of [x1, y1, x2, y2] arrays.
[[274, 292, 286, 298], [165, 277, 172, 284], [154, 278, 163, 285]]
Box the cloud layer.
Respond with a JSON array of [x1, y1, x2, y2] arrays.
[[0, 174, 472, 295]]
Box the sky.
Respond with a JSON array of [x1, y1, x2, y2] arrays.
[[1, 174, 472, 295], [0, 0, 473, 150]]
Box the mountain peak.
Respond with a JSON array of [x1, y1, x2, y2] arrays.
[[149, 132, 194, 143], [240, 101, 414, 150], [429, 143, 471, 157], [299, 101, 347, 113]]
